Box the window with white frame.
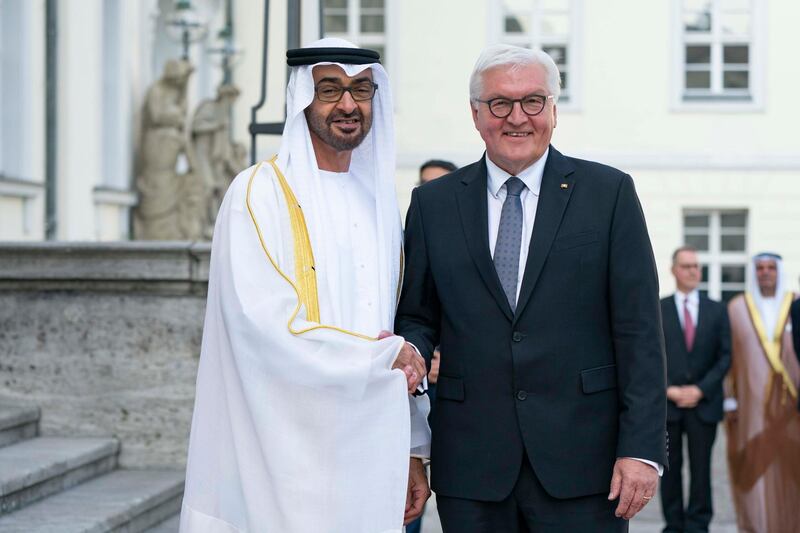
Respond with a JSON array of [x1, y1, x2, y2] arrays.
[[322, 0, 387, 63], [681, 0, 753, 101], [683, 209, 748, 302], [496, 0, 575, 102]]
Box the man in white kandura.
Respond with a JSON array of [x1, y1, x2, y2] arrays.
[[179, 38, 431, 533]]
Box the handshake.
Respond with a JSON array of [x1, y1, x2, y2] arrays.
[[379, 330, 427, 394]]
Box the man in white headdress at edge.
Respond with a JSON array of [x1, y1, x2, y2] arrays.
[[724, 252, 800, 533], [179, 38, 432, 533]]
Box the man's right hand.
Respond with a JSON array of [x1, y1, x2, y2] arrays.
[[379, 331, 426, 393]]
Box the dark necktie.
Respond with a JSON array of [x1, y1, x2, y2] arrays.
[[683, 298, 695, 352], [493, 177, 526, 312]]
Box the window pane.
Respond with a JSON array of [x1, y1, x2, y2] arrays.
[[686, 70, 711, 89], [360, 14, 384, 32], [701, 265, 709, 282], [324, 0, 347, 8], [371, 45, 385, 63], [360, 0, 384, 7], [722, 0, 750, 9], [541, 13, 569, 35], [684, 0, 711, 11], [721, 234, 746, 251], [686, 45, 711, 64], [559, 71, 568, 91], [684, 10, 711, 32], [503, 0, 531, 13], [541, 0, 570, 10], [505, 15, 527, 33], [543, 45, 567, 65], [685, 214, 709, 228], [686, 234, 709, 251], [722, 290, 743, 303], [724, 45, 749, 64], [723, 70, 749, 89], [721, 12, 750, 35], [324, 14, 347, 33], [721, 212, 747, 228], [721, 265, 746, 283]]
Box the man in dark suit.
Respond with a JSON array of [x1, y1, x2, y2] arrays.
[[791, 293, 800, 411], [395, 44, 667, 532], [659, 246, 731, 533]]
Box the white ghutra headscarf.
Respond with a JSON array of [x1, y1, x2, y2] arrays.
[[277, 37, 402, 331], [748, 252, 788, 340]]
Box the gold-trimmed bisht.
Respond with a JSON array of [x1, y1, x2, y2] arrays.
[[743, 292, 798, 407], [245, 156, 403, 341]]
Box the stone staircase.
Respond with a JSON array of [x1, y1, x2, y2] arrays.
[[0, 403, 183, 532]]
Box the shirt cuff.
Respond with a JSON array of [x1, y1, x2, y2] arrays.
[[723, 397, 738, 412], [410, 454, 431, 466], [626, 457, 663, 477]]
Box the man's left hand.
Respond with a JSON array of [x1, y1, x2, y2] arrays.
[[607, 458, 658, 520], [404, 457, 430, 525]]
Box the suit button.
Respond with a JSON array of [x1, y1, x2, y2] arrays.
[[512, 332, 523, 342], [516, 390, 528, 401]]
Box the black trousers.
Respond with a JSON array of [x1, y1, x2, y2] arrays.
[[660, 409, 718, 533], [437, 454, 627, 533]]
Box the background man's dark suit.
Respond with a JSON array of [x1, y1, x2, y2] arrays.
[[792, 298, 800, 411], [659, 294, 730, 532], [395, 147, 667, 526]]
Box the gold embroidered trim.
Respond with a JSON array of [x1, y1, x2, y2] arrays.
[[245, 157, 376, 341], [744, 292, 798, 404], [266, 157, 320, 323]]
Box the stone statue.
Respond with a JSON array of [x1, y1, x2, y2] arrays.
[[189, 84, 248, 239], [134, 59, 201, 240]]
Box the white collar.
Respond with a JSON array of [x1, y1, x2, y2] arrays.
[[675, 289, 699, 306], [485, 148, 549, 199]]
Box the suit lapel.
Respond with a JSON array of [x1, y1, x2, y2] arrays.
[[456, 157, 514, 321], [513, 148, 575, 323], [665, 297, 685, 350], [694, 296, 709, 349]]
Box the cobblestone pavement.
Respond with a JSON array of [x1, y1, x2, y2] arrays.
[[420, 426, 737, 532]]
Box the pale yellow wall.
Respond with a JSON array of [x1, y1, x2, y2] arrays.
[[0, 198, 25, 240], [634, 170, 800, 296], [94, 203, 125, 241]]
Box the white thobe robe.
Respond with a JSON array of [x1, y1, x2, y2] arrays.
[[179, 162, 430, 533]]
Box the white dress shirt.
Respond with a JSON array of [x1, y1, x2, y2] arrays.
[[674, 289, 699, 331], [484, 152, 663, 476], [486, 150, 546, 301]]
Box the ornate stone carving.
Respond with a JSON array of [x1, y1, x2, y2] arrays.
[[189, 84, 247, 239], [134, 59, 196, 240]]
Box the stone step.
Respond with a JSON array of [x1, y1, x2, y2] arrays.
[[0, 470, 184, 533], [0, 436, 118, 515], [0, 403, 39, 448], [145, 513, 180, 533]]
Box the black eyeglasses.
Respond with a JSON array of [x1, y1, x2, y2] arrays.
[[314, 82, 379, 103], [475, 94, 554, 118]]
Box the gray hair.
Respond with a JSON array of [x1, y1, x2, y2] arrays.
[[469, 44, 561, 105]]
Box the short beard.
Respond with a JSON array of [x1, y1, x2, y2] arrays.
[[305, 107, 373, 152]]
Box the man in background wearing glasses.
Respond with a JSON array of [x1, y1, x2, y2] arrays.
[[180, 38, 430, 533], [395, 44, 666, 531]]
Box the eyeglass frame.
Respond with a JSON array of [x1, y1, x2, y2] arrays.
[[474, 94, 554, 118], [313, 82, 379, 103]]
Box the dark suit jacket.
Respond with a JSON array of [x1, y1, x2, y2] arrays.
[[792, 298, 800, 364], [395, 147, 667, 502], [792, 298, 800, 411], [661, 294, 731, 424]]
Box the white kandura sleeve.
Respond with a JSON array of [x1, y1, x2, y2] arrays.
[[408, 393, 431, 459]]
